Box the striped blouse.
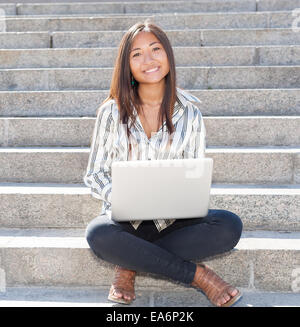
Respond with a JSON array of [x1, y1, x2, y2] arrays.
[[83, 87, 206, 232]]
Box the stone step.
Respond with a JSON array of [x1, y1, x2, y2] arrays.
[[0, 229, 299, 292], [4, 0, 253, 1], [0, 0, 299, 14], [0, 147, 299, 184], [0, 4, 16, 15], [1, 66, 300, 91], [2, 0, 298, 16], [0, 89, 299, 117], [52, 28, 300, 48], [1, 45, 300, 69], [1, 11, 297, 32], [1, 0, 235, 1], [1, 28, 299, 49], [1, 116, 299, 148], [0, 32, 50, 49], [0, 286, 299, 307], [2, 1, 257, 16], [0, 0, 297, 14], [0, 183, 299, 231]]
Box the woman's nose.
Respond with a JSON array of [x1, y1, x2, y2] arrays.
[[143, 50, 154, 64]]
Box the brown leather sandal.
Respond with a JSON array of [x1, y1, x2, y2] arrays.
[[107, 265, 136, 305], [191, 263, 242, 307]]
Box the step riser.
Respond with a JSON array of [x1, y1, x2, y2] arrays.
[[0, 33, 50, 49], [0, 0, 297, 10], [0, 245, 298, 292], [1, 117, 300, 147], [0, 192, 299, 231], [0, 151, 299, 184], [0, 89, 299, 117], [15, 2, 257, 15], [0, 4, 15, 16], [1, 46, 300, 69], [1, 12, 297, 32], [2, 0, 297, 14], [1, 66, 300, 91], [52, 29, 300, 48], [2, 29, 300, 49]]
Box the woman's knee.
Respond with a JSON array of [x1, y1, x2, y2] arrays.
[[215, 210, 243, 249], [85, 215, 120, 256]]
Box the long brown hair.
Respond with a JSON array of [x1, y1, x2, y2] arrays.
[[96, 19, 178, 146]]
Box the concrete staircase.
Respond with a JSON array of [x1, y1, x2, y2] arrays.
[[0, 0, 300, 307]]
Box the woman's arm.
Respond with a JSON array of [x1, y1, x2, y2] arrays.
[[83, 102, 115, 205]]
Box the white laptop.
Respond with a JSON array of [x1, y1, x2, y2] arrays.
[[111, 158, 213, 221]]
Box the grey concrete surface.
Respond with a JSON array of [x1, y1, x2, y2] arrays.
[[1, 116, 300, 147], [0, 183, 299, 231], [0, 66, 300, 91], [0, 89, 299, 117], [1, 46, 300, 69], [0, 286, 299, 307], [0, 12, 297, 33], [0, 229, 299, 292], [0, 146, 299, 184]]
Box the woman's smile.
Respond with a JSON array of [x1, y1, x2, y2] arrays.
[[144, 66, 160, 74]]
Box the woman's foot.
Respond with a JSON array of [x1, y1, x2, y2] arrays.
[[108, 265, 136, 304], [191, 263, 242, 307]]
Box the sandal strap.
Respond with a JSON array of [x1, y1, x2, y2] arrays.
[[193, 264, 233, 305], [111, 265, 136, 292]]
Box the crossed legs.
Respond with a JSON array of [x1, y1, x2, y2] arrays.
[[86, 209, 243, 305]]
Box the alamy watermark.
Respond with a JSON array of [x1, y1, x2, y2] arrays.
[[292, 8, 300, 32], [0, 266, 6, 293], [0, 8, 6, 32], [291, 266, 300, 292]]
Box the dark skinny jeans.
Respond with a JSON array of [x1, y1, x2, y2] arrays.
[[85, 209, 243, 285]]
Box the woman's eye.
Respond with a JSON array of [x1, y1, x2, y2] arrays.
[[132, 47, 160, 58]]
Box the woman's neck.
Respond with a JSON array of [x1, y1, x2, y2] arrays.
[[137, 81, 165, 107]]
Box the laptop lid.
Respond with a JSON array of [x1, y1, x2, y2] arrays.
[[111, 158, 213, 221]]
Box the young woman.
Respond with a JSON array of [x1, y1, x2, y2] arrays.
[[83, 20, 243, 307]]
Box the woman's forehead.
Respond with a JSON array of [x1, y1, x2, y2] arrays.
[[131, 31, 159, 48]]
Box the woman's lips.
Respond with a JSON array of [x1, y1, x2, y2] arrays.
[[144, 66, 160, 74]]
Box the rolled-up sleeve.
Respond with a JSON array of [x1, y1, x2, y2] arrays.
[[83, 102, 115, 205]]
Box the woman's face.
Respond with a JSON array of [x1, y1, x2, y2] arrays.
[[129, 31, 170, 86]]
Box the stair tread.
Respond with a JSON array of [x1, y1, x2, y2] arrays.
[[2, 27, 299, 33], [0, 286, 299, 307], [0, 87, 299, 92], [0, 182, 299, 193], [0, 229, 299, 250], [0, 145, 300, 150], [1, 65, 300, 70]]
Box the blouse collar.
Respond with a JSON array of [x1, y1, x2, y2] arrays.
[[129, 87, 201, 131]]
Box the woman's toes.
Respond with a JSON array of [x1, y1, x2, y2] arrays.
[[113, 291, 122, 298], [216, 298, 225, 306], [223, 293, 231, 303], [124, 291, 134, 301], [228, 286, 238, 298]]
